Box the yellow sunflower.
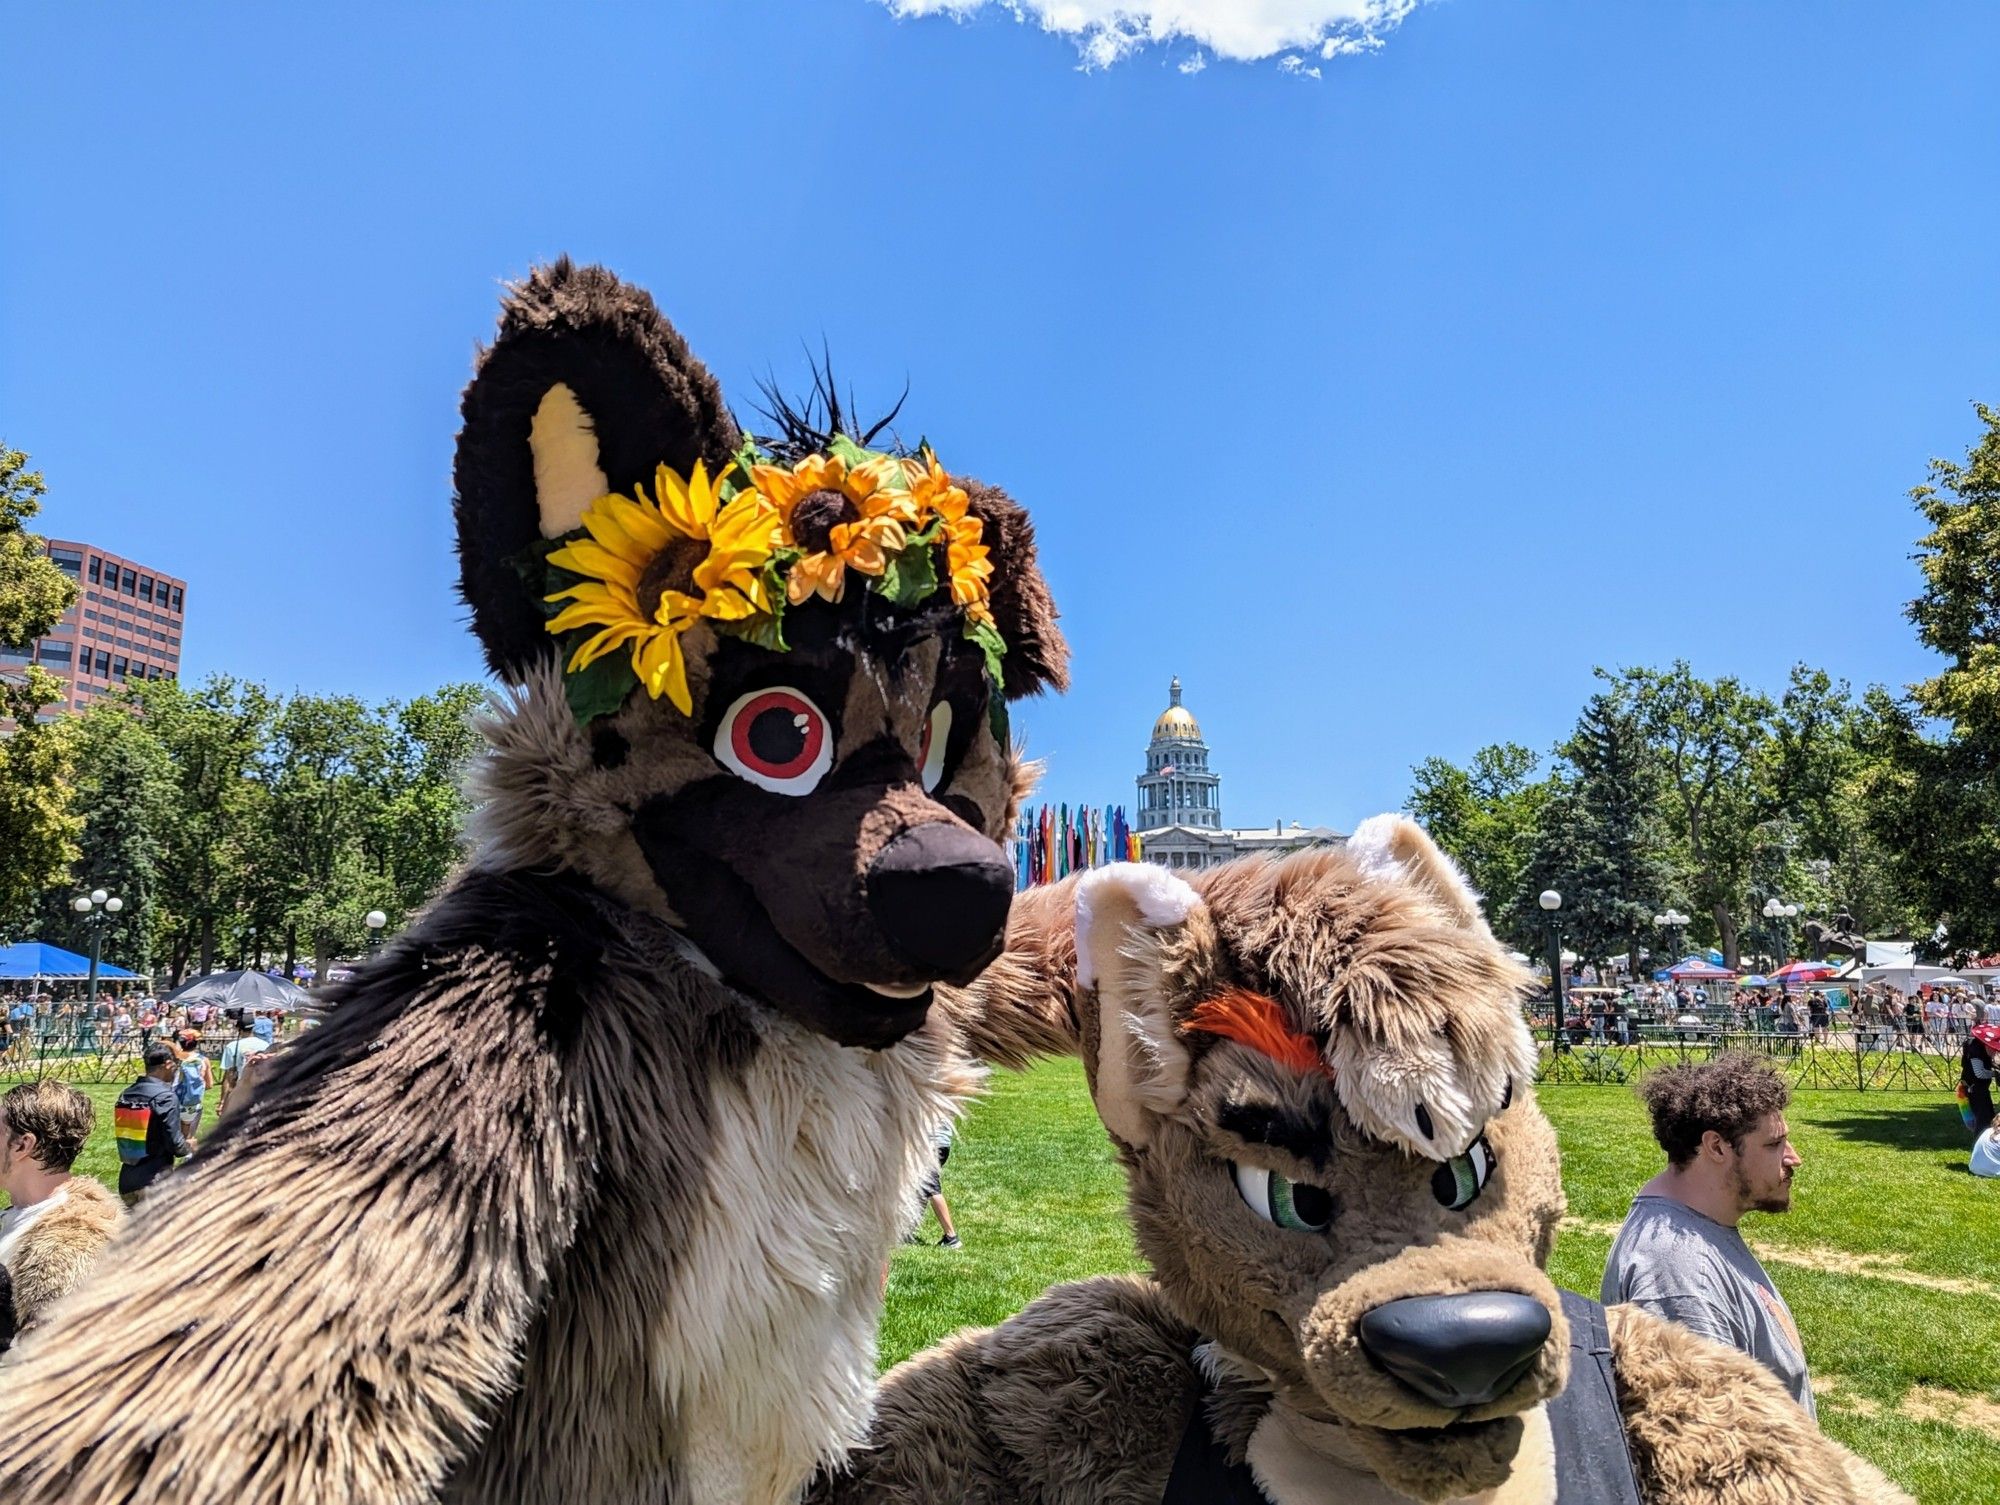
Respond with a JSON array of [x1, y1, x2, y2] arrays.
[[544, 459, 781, 714], [909, 455, 993, 624], [752, 453, 918, 605]]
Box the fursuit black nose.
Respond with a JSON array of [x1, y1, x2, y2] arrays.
[[866, 823, 1013, 979], [1357, 1292, 1551, 1410]]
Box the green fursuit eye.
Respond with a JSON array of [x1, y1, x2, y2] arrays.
[[1432, 1134, 1498, 1212], [1233, 1162, 1337, 1232]]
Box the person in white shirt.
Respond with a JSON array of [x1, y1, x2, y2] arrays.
[[0, 1080, 122, 1347], [1971, 1115, 2000, 1179], [218, 1011, 272, 1117]]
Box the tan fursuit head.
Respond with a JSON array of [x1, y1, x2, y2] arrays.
[[812, 819, 1912, 1505], [0, 262, 1078, 1505]]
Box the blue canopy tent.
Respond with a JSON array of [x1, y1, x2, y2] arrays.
[[0, 941, 141, 984]]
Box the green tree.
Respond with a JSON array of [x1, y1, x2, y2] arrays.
[[37, 699, 177, 972], [0, 669, 80, 935], [1405, 742, 1555, 947], [1561, 683, 1672, 971], [366, 683, 485, 915], [134, 675, 277, 983], [256, 693, 394, 982], [0, 446, 78, 648], [1618, 662, 1773, 968], [1757, 667, 1915, 945], [1866, 404, 2000, 956]]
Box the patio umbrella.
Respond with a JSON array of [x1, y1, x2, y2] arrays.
[[1742, 975, 1773, 987], [1770, 960, 1836, 986], [164, 970, 311, 1013], [1664, 956, 1738, 980]]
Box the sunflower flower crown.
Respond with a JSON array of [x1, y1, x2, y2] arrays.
[[538, 434, 1005, 726]]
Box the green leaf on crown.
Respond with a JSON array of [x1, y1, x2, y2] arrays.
[[719, 438, 767, 503], [719, 609, 788, 654], [718, 547, 800, 653], [965, 617, 1010, 742], [874, 519, 944, 607], [827, 433, 876, 471], [561, 637, 640, 724]]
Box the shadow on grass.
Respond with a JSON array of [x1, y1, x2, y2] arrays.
[[1810, 1104, 1973, 1154]]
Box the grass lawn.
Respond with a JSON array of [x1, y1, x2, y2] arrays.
[[16, 1066, 1996, 1502], [885, 1062, 1997, 1505]]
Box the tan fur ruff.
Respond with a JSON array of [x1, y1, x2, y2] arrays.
[[1, 1176, 121, 1333]]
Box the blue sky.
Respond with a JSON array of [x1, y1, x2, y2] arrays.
[[5, 1, 1996, 831]]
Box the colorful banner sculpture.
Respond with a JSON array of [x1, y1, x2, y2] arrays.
[[1015, 803, 1142, 888]]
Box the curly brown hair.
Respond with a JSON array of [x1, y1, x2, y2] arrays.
[[0, 1079, 95, 1173], [1637, 1054, 1790, 1167]]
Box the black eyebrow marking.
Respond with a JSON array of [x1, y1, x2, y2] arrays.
[[1218, 1100, 1332, 1170]]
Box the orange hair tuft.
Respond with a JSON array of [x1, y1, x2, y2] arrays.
[[1180, 988, 1331, 1080]]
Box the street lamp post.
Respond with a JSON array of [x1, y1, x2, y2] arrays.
[[1761, 898, 1800, 971], [1540, 890, 1565, 1052], [71, 888, 124, 1007], [1653, 908, 1691, 974], [364, 910, 388, 955]]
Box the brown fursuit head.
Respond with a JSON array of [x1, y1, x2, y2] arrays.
[[813, 818, 1911, 1505], [0, 262, 1078, 1505]]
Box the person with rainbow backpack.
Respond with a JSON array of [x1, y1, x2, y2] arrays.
[[112, 1042, 195, 1207]]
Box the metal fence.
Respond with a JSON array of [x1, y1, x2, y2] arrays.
[[1532, 1027, 1963, 1092], [0, 1023, 254, 1084]]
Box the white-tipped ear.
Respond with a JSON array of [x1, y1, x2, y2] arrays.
[[1347, 814, 1486, 929], [529, 383, 610, 539], [1074, 863, 1202, 1147]]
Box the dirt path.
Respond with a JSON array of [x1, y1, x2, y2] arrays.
[[1562, 1216, 1998, 1299], [1814, 1375, 2000, 1436]]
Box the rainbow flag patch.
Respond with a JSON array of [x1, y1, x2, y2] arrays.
[[113, 1104, 153, 1164]]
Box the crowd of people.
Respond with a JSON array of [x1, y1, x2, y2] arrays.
[[0, 991, 288, 1063], [1555, 978, 2000, 1052]]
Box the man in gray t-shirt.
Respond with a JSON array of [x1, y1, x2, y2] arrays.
[[1602, 1053, 1815, 1415], [1603, 1192, 1813, 1415]]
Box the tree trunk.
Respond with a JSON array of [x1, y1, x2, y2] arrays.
[[198, 914, 215, 976], [284, 926, 297, 977], [1714, 905, 1740, 970]]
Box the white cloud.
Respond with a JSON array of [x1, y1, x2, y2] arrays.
[[877, 1, 1419, 71]]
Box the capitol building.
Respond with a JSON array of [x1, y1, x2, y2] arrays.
[[1137, 677, 1344, 872]]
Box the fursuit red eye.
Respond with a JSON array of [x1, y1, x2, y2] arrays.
[[713, 687, 833, 795], [918, 701, 952, 792]]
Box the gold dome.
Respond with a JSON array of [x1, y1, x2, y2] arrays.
[[1151, 676, 1202, 741]]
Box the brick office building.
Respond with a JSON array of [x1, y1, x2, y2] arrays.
[[0, 540, 188, 718]]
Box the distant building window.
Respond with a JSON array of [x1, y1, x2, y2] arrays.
[[171, 586, 183, 612], [0, 644, 30, 664], [51, 550, 82, 577], [95, 650, 111, 675], [88, 558, 101, 583], [121, 568, 137, 595], [37, 642, 73, 665], [139, 576, 154, 602], [112, 655, 129, 678]]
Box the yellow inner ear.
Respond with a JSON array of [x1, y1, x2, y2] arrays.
[[530, 383, 610, 539]]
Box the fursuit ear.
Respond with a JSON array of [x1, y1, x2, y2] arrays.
[[1074, 863, 1203, 1147], [453, 257, 742, 678], [1346, 814, 1488, 931], [957, 479, 1069, 699]]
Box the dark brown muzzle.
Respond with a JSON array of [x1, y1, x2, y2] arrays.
[[866, 823, 1014, 978], [1356, 1292, 1551, 1410]]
